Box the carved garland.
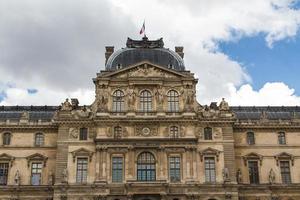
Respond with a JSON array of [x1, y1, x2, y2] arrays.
[[26, 153, 48, 167], [274, 152, 294, 166], [199, 147, 221, 162], [71, 148, 94, 162]]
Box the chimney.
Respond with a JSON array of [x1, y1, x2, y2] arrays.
[[105, 46, 114, 64], [175, 46, 184, 59]]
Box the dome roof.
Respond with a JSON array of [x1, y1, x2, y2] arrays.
[[105, 37, 185, 71]]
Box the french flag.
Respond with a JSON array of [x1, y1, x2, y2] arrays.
[[139, 21, 145, 35]]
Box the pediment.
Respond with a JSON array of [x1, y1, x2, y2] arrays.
[[26, 153, 48, 167], [71, 148, 94, 162], [101, 61, 187, 79], [274, 152, 294, 166], [199, 147, 221, 161], [0, 153, 15, 160], [242, 152, 263, 166]]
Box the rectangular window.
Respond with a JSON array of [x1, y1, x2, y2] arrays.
[[31, 162, 43, 185], [79, 128, 88, 140], [76, 158, 88, 183], [248, 161, 259, 184], [205, 157, 216, 183], [169, 157, 181, 182], [247, 132, 255, 145], [280, 161, 291, 184], [0, 163, 9, 185], [112, 157, 123, 183], [278, 132, 286, 145]]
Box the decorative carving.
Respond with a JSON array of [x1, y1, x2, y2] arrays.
[[199, 147, 220, 162], [269, 168, 276, 184], [236, 168, 242, 183], [72, 105, 92, 118], [96, 84, 109, 112], [180, 126, 186, 137], [219, 98, 229, 111], [182, 85, 195, 111], [123, 127, 129, 137], [71, 148, 94, 162], [127, 86, 136, 111], [14, 170, 21, 185], [69, 128, 79, 139], [26, 153, 48, 167], [163, 127, 169, 137], [0, 153, 15, 167], [126, 36, 164, 48], [195, 126, 203, 139], [21, 111, 29, 119], [213, 127, 222, 139], [61, 98, 73, 111], [155, 85, 164, 105], [135, 126, 158, 137], [274, 152, 294, 166], [107, 127, 113, 137], [62, 167, 68, 183], [223, 167, 230, 182]]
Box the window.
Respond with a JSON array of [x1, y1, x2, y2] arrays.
[[137, 152, 156, 181], [205, 157, 216, 182], [280, 161, 291, 184], [3, 132, 11, 145], [248, 161, 259, 184], [170, 126, 179, 138], [31, 162, 42, 185], [140, 90, 152, 112], [113, 90, 125, 112], [169, 157, 181, 182], [0, 163, 9, 185], [167, 90, 179, 112], [278, 132, 286, 145], [79, 128, 88, 140], [114, 126, 122, 139], [112, 157, 123, 183], [76, 158, 88, 183], [204, 127, 213, 140], [35, 133, 44, 146], [247, 132, 255, 145]]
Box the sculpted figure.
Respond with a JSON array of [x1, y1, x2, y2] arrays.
[[236, 168, 242, 183], [97, 94, 108, 112], [155, 86, 164, 105], [269, 168, 276, 184], [222, 167, 230, 182], [62, 167, 68, 183], [61, 98, 73, 111], [14, 170, 20, 185], [219, 98, 229, 111], [127, 86, 136, 109]]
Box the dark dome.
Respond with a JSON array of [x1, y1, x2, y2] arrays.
[[105, 37, 185, 71]]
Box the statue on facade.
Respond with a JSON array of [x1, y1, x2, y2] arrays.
[[61, 98, 73, 111], [97, 94, 108, 112], [62, 167, 68, 183], [127, 86, 136, 110], [155, 85, 164, 105], [223, 167, 230, 182], [21, 111, 29, 119], [236, 168, 242, 183], [14, 170, 20, 185], [269, 168, 276, 184], [219, 98, 229, 111]]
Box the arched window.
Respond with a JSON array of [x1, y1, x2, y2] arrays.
[[204, 127, 213, 140], [137, 152, 156, 181], [167, 90, 179, 112], [35, 133, 44, 146], [3, 132, 11, 145], [112, 90, 125, 112], [114, 126, 122, 139], [170, 126, 179, 138], [140, 90, 152, 112]]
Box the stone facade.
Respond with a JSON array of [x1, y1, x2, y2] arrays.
[[0, 37, 299, 200]]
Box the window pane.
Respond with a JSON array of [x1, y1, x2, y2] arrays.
[[31, 162, 42, 185], [137, 152, 156, 181], [114, 126, 122, 139], [113, 90, 125, 112], [79, 128, 88, 140], [278, 132, 286, 145], [280, 161, 291, 184], [170, 126, 179, 138], [112, 157, 123, 182], [248, 161, 259, 184], [0, 163, 9, 185], [3, 133, 11, 145], [76, 158, 88, 183], [35, 133, 44, 146], [169, 157, 181, 182], [247, 132, 255, 145], [205, 157, 216, 182], [204, 127, 212, 140], [140, 90, 152, 112], [167, 90, 179, 112]]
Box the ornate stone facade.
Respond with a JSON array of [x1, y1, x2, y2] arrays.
[[0, 37, 300, 200]]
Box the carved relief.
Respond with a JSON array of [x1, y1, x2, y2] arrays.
[[126, 86, 136, 111], [61, 98, 73, 111], [96, 84, 110, 112], [135, 126, 158, 137], [213, 127, 222, 139], [180, 126, 186, 137], [71, 106, 92, 119], [195, 126, 203, 139], [106, 127, 113, 137], [69, 128, 79, 139]]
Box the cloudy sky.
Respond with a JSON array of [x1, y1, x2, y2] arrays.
[[1, 0, 300, 106]]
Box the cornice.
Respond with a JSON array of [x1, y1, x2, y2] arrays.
[[0, 124, 58, 131]]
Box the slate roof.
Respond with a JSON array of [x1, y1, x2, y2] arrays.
[[0, 106, 299, 121]]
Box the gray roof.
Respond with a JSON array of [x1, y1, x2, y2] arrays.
[[105, 37, 185, 71]]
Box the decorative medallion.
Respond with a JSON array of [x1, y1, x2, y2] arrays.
[[142, 127, 151, 136]]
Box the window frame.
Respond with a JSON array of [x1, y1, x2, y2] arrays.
[[169, 156, 181, 182], [278, 131, 286, 145], [247, 131, 255, 145], [280, 160, 291, 184], [167, 90, 179, 112], [139, 90, 152, 112], [112, 156, 124, 183], [79, 127, 88, 141], [31, 162, 43, 185], [204, 157, 216, 183], [0, 162, 9, 185], [112, 90, 125, 112], [76, 157, 88, 183], [204, 127, 213, 140], [137, 152, 156, 182], [34, 132, 44, 146], [2, 132, 11, 146], [248, 160, 260, 184], [113, 126, 122, 139], [169, 126, 179, 138]]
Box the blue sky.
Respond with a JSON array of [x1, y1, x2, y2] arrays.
[[220, 33, 300, 95]]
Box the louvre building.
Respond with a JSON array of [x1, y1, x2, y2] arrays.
[[0, 36, 300, 200]]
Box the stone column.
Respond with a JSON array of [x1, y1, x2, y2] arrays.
[[95, 146, 101, 182]]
